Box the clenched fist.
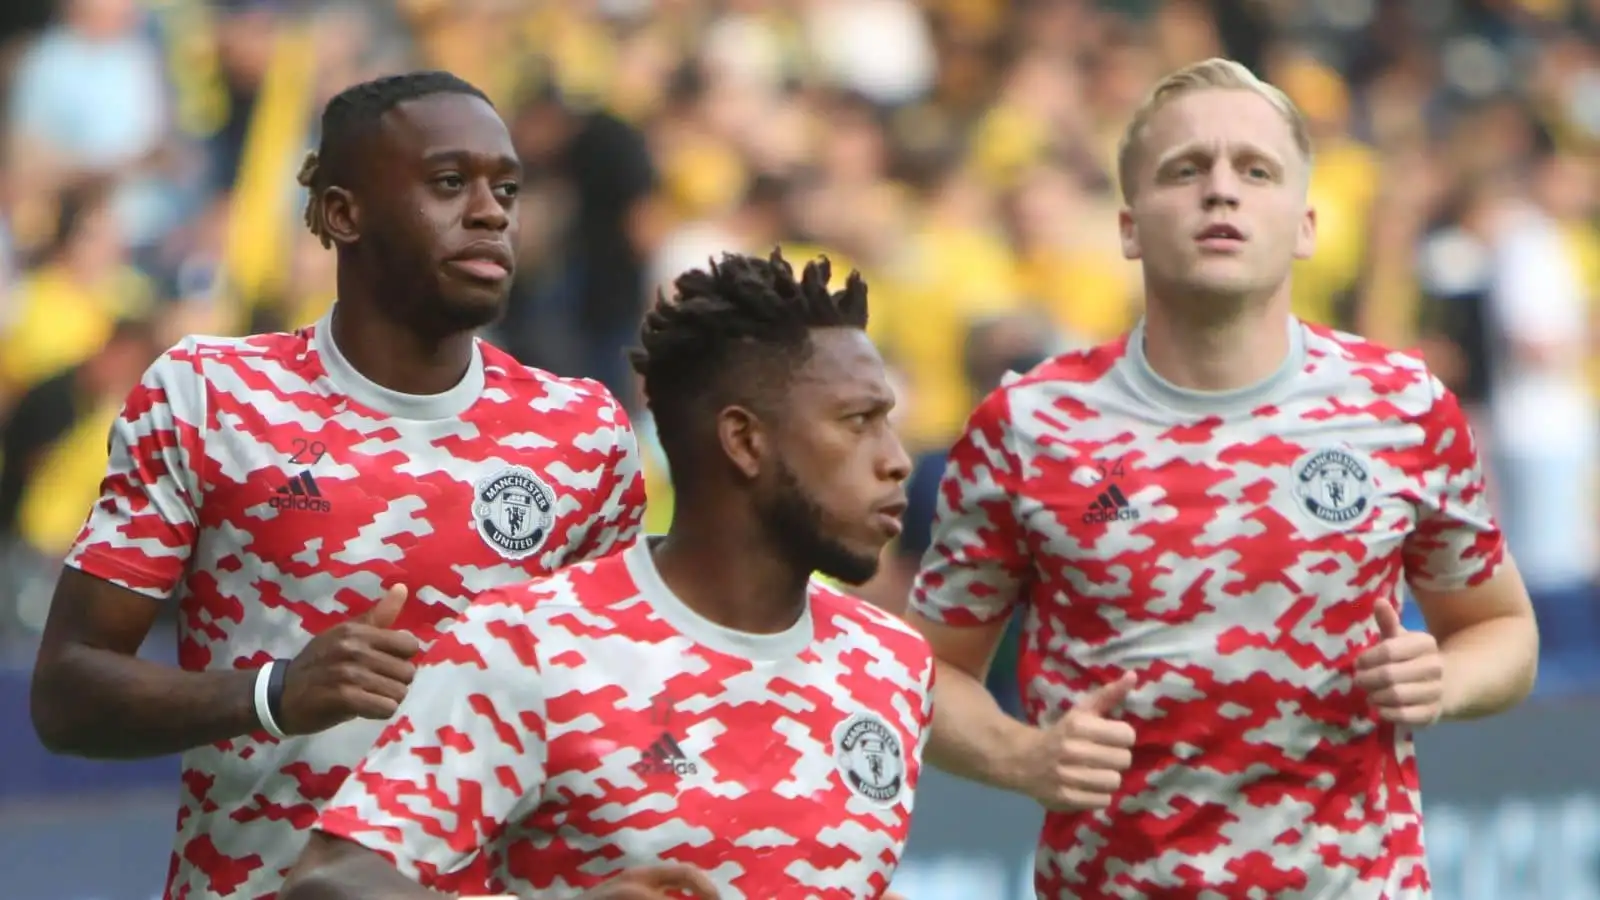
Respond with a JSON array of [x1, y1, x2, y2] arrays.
[[278, 586, 422, 735], [577, 865, 721, 899], [1354, 601, 1444, 728], [1017, 672, 1138, 812]]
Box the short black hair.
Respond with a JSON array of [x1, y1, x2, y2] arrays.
[[297, 70, 490, 248], [630, 249, 869, 483]]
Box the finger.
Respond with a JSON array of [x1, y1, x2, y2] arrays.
[[1069, 717, 1137, 750], [343, 688, 402, 721], [1373, 600, 1403, 639], [1059, 765, 1123, 795], [351, 645, 418, 685], [1064, 740, 1134, 773], [1367, 679, 1443, 709], [343, 662, 411, 705], [1355, 653, 1442, 692], [1072, 672, 1137, 717], [632, 865, 721, 899], [357, 584, 409, 628], [363, 626, 424, 660], [1379, 704, 1442, 727], [1043, 788, 1115, 812]]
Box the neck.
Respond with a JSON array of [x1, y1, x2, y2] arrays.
[[330, 275, 477, 396], [1141, 286, 1292, 392], [652, 502, 812, 635]]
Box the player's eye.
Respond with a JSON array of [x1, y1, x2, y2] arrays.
[[434, 174, 465, 190], [495, 181, 520, 199], [1245, 165, 1272, 180]]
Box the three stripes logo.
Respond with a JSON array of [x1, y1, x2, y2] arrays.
[[630, 732, 698, 777], [1083, 483, 1139, 524], [270, 471, 331, 514]]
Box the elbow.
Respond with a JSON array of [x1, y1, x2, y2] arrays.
[[277, 869, 319, 900], [29, 655, 81, 755], [1509, 614, 1541, 707]]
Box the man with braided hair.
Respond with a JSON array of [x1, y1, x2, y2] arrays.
[[30, 70, 646, 899], [282, 250, 929, 900]]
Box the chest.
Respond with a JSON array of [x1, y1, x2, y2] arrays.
[[1016, 413, 1424, 628], [526, 661, 918, 893], [189, 400, 589, 636]]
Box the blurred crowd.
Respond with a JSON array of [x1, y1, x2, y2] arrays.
[[1, 0, 1598, 685]]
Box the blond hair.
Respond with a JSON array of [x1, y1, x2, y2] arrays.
[[1115, 58, 1312, 203]]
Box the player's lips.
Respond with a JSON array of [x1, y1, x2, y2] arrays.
[[1195, 222, 1247, 252], [873, 499, 908, 538], [444, 243, 515, 282]]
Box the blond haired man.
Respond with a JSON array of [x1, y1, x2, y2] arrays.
[[907, 59, 1540, 898]]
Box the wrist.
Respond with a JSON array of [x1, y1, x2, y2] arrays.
[[253, 660, 291, 739], [991, 719, 1047, 794]]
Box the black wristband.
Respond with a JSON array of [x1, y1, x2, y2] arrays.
[[267, 659, 290, 732]]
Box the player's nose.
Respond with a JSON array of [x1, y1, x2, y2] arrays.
[[463, 179, 510, 231], [879, 431, 912, 484]]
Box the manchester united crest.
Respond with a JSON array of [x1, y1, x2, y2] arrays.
[[472, 466, 556, 559], [1291, 447, 1375, 528]]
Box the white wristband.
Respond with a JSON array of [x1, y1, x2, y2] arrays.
[[254, 661, 287, 740]]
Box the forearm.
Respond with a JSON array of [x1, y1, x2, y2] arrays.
[[926, 660, 1038, 792], [281, 856, 440, 900], [32, 644, 262, 759], [1439, 613, 1539, 721]]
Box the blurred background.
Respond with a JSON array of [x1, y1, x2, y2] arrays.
[[1, 0, 1598, 897]]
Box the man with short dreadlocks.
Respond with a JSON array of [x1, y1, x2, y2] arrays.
[[30, 71, 645, 899], [284, 249, 927, 900]]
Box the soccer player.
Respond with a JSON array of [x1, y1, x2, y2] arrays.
[[908, 58, 1541, 898], [277, 251, 930, 900], [29, 72, 645, 899]]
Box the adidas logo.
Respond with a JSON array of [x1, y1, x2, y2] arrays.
[[270, 471, 331, 514], [1083, 484, 1139, 524], [629, 732, 697, 776]]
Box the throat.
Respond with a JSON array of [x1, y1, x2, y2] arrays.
[[649, 532, 812, 636], [328, 305, 477, 396]]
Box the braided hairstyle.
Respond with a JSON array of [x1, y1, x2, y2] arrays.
[[298, 71, 490, 249], [630, 248, 870, 482]]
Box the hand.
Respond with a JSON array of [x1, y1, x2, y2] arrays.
[[576, 865, 721, 899], [1354, 601, 1444, 727], [278, 586, 422, 735], [1019, 672, 1138, 812]]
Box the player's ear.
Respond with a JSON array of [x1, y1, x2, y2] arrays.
[[320, 186, 362, 247], [717, 404, 767, 481], [1118, 207, 1141, 260], [1294, 205, 1317, 260]]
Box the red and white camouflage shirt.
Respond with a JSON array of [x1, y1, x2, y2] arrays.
[[316, 540, 936, 900], [65, 314, 646, 899], [911, 319, 1505, 900]]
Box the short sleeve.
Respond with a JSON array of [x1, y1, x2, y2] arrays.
[[1403, 374, 1506, 592], [63, 341, 208, 599], [315, 588, 549, 888], [569, 393, 646, 562], [909, 389, 1030, 626]]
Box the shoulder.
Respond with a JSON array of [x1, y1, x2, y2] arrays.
[[1300, 324, 1441, 417], [162, 328, 315, 380], [473, 549, 639, 622], [971, 336, 1133, 426], [479, 342, 630, 424], [810, 582, 933, 663]]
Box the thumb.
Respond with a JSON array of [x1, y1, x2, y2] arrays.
[[1374, 600, 1404, 639], [1072, 671, 1137, 718], [357, 585, 408, 628]]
